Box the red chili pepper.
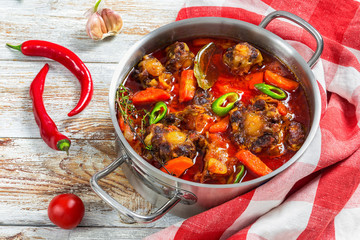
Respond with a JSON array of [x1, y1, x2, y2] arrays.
[[30, 64, 71, 153], [6, 40, 93, 117]]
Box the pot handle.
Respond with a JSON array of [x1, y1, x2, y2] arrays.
[[259, 11, 323, 68], [90, 155, 182, 224]]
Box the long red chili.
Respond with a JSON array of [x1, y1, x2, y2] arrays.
[[6, 40, 93, 117], [30, 64, 71, 153]]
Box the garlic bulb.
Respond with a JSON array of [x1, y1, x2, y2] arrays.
[[101, 8, 123, 35], [86, 0, 123, 40]]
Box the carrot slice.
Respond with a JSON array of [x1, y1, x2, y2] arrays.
[[209, 116, 230, 133], [118, 116, 126, 131], [277, 102, 288, 116], [245, 72, 264, 90], [264, 70, 299, 91], [179, 70, 197, 102], [235, 150, 272, 177], [160, 156, 194, 177], [132, 88, 171, 105]]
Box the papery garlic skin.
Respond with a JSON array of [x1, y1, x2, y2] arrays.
[[101, 8, 123, 35], [85, 0, 123, 41], [86, 12, 108, 41]]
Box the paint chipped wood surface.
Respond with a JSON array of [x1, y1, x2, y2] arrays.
[[0, 0, 186, 239]]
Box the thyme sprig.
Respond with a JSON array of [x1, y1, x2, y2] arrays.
[[115, 84, 169, 173], [116, 84, 136, 125], [140, 110, 150, 136], [116, 85, 155, 152], [115, 84, 171, 173]]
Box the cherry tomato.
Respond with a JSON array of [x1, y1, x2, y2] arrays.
[[48, 193, 85, 229]]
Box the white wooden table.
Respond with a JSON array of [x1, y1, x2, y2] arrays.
[[0, 0, 187, 238]]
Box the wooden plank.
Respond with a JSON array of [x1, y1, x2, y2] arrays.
[[0, 0, 188, 237], [0, 0, 185, 63], [0, 226, 161, 240], [0, 138, 183, 227], [0, 61, 115, 139]]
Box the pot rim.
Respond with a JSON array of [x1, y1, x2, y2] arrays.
[[109, 16, 321, 189]]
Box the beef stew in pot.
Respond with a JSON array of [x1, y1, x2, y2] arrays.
[[116, 38, 310, 184]]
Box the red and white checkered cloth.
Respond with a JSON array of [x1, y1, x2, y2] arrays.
[[146, 0, 360, 239]]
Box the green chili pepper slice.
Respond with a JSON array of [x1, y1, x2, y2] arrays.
[[211, 92, 239, 117], [254, 83, 287, 100], [149, 101, 167, 125], [234, 165, 245, 183]]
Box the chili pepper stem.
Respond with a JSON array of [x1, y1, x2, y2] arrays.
[[6, 43, 22, 52], [57, 139, 71, 155], [94, 0, 102, 12]]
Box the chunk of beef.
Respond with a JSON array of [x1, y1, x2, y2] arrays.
[[193, 134, 235, 183], [133, 55, 166, 88], [250, 134, 276, 153], [230, 95, 283, 153], [223, 42, 263, 75], [163, 113, 182, 127], [162, 104, 214, 131], [176, 105, 214, 133], [286, 121, 306, 151], [188, 130, 207, 151], [144, 124, 207, 162], [165, 42, 195, 73], [192, 89, 212, 106], [253, 99, 266, 111]]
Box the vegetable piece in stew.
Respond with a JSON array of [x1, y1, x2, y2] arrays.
[[116, 38, 310, 184]]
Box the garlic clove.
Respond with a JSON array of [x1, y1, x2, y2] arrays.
[[100, 8, 123, 36], [86, 12, 108, 41]]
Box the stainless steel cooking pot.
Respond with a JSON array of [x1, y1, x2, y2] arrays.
[[90, 11, 323, 224]]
